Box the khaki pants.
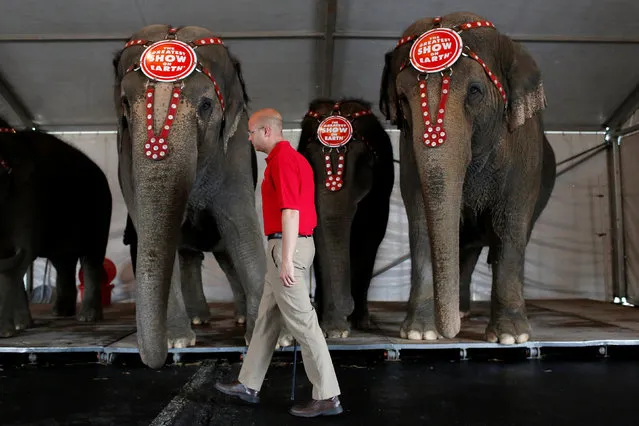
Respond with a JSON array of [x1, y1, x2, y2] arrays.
[[238, 236, 341, 400]]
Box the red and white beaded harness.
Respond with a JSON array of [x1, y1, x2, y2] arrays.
[[119, 26, 227, 160], [395, 17, 507, 147], [0, 127, 15, 173], [304, 102, 374, 192]]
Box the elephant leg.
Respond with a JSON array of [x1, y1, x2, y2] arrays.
[[348, 197, 388, 330], [0, 253, 31, 337], [459, 245, 482, 318], [211, 248, 246, 325], [14, 283, 33, 331], [179, 248, 211, 325], [167, 253, 196, 349], [399, 134, 436, 341], [77, 255, 104, 322], [123, 214, 137, 276], [51, 258, 78, 317], [485, 232, 531, 345], [209, 203, 265, 345]]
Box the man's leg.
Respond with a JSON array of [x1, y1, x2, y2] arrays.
[[215, 250, 282, 402], [238, 253, 283, 391], [271, 238, 341, 402]]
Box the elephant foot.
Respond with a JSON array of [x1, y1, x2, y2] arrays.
[[77, 305, 103, 322], [275, 330, 294, 349], [235, 315, 246, 325], [52, 301, 76, 317], [168, 327, 197, 349], [14, 311, 33, 331], [321, 318, 351, 339], [485, 308, 531, 345], [349, 309, 371, 330], [400, 315, 439, 341], [0, 319, 17, 338], [187, 302, 211, 326]]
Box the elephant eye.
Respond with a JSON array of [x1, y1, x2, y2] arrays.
[[199, 99, 213, 116], [468, 82, 483, 96]]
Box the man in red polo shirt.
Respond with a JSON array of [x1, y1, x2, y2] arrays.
[[215, 108, 342, 418]]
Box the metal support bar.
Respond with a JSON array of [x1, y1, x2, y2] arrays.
[[2, 32, 637, 44], [320, 0, 338, 97], [332, 31, 639, 44], [0, 69, 37, 129], [608, 133, 627, 299], [613, 123, 639, 138], [556, 145, 608, 178], [0, 31, 325, 42], [603, 83, 639, 131], [372, 253, 410, 278]]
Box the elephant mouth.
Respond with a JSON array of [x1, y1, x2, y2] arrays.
[[0, 247, 25, 272]]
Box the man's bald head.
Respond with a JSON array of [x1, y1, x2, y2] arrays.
[[247, 108, 285, 153], [249, 108, 283, 133]]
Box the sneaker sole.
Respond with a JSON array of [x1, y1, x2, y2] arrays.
[[290, 405, 344, 418]]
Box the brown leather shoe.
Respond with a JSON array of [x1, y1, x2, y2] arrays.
[[289, 396, 343, 417], [214, 380, 260, 404]]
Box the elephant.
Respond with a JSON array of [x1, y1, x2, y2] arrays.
[[379, 12, 556, 344], [122, 214, 247, 326], [297, 98, 394, 338], [112, 25, 267, 368], [0, 117, 112, 337]]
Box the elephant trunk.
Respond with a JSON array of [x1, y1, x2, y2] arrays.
[[130, 85, 197, 369], [411, 97, 470, 339]]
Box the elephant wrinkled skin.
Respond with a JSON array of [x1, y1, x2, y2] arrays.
[[0, 117, 112, 336], [297, 98, 394, 338], [113, 25, 266, 368], [380, 12, 556, 344]]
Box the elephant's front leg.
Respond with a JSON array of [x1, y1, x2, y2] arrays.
[[485, 233, 531, 345], [179, 248, 211, 325], [398, 134, 437, 341], [167, 254, 196, 349], [0, 254, 30, 337], [210, 204, 266, 345], [400, 214, 438, 341]]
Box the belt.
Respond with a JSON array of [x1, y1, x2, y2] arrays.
[[267, 233, 313, 240]]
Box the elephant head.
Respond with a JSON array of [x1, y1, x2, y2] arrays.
[[112, 25, 251, 368], [380, 12, 547, 338], [297, 98, 394, 336]]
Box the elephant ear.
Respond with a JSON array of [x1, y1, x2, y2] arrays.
[[379, 51, 400, 126], [499, 34, 547, 131], [220, 54, 250, 154]]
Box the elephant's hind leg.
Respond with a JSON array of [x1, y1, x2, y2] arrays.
[[77, 255, 104, 322], [168, 254, 196, 349], [51, 257, 79, 318], [212, 248, 246, 325], [459, 245, 483, 318], [179, 248, 211, 325]]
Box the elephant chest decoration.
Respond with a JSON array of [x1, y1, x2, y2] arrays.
[[394, 17, 507, 147], [120, 27, 227, 160], [305, 104, 373, 192]]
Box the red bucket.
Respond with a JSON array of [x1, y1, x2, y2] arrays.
[[78, 258, 117, 306]]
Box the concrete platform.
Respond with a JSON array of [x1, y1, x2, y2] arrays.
[[1, 300, 638, 362]]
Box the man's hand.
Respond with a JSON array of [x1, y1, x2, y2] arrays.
[[280, 209, 300, 287], [280, 259, 296, 287]]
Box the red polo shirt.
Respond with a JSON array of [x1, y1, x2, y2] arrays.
[[261, 141, 317, 236]]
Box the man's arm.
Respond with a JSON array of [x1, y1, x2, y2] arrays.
[[280, 209, 299, 287]]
